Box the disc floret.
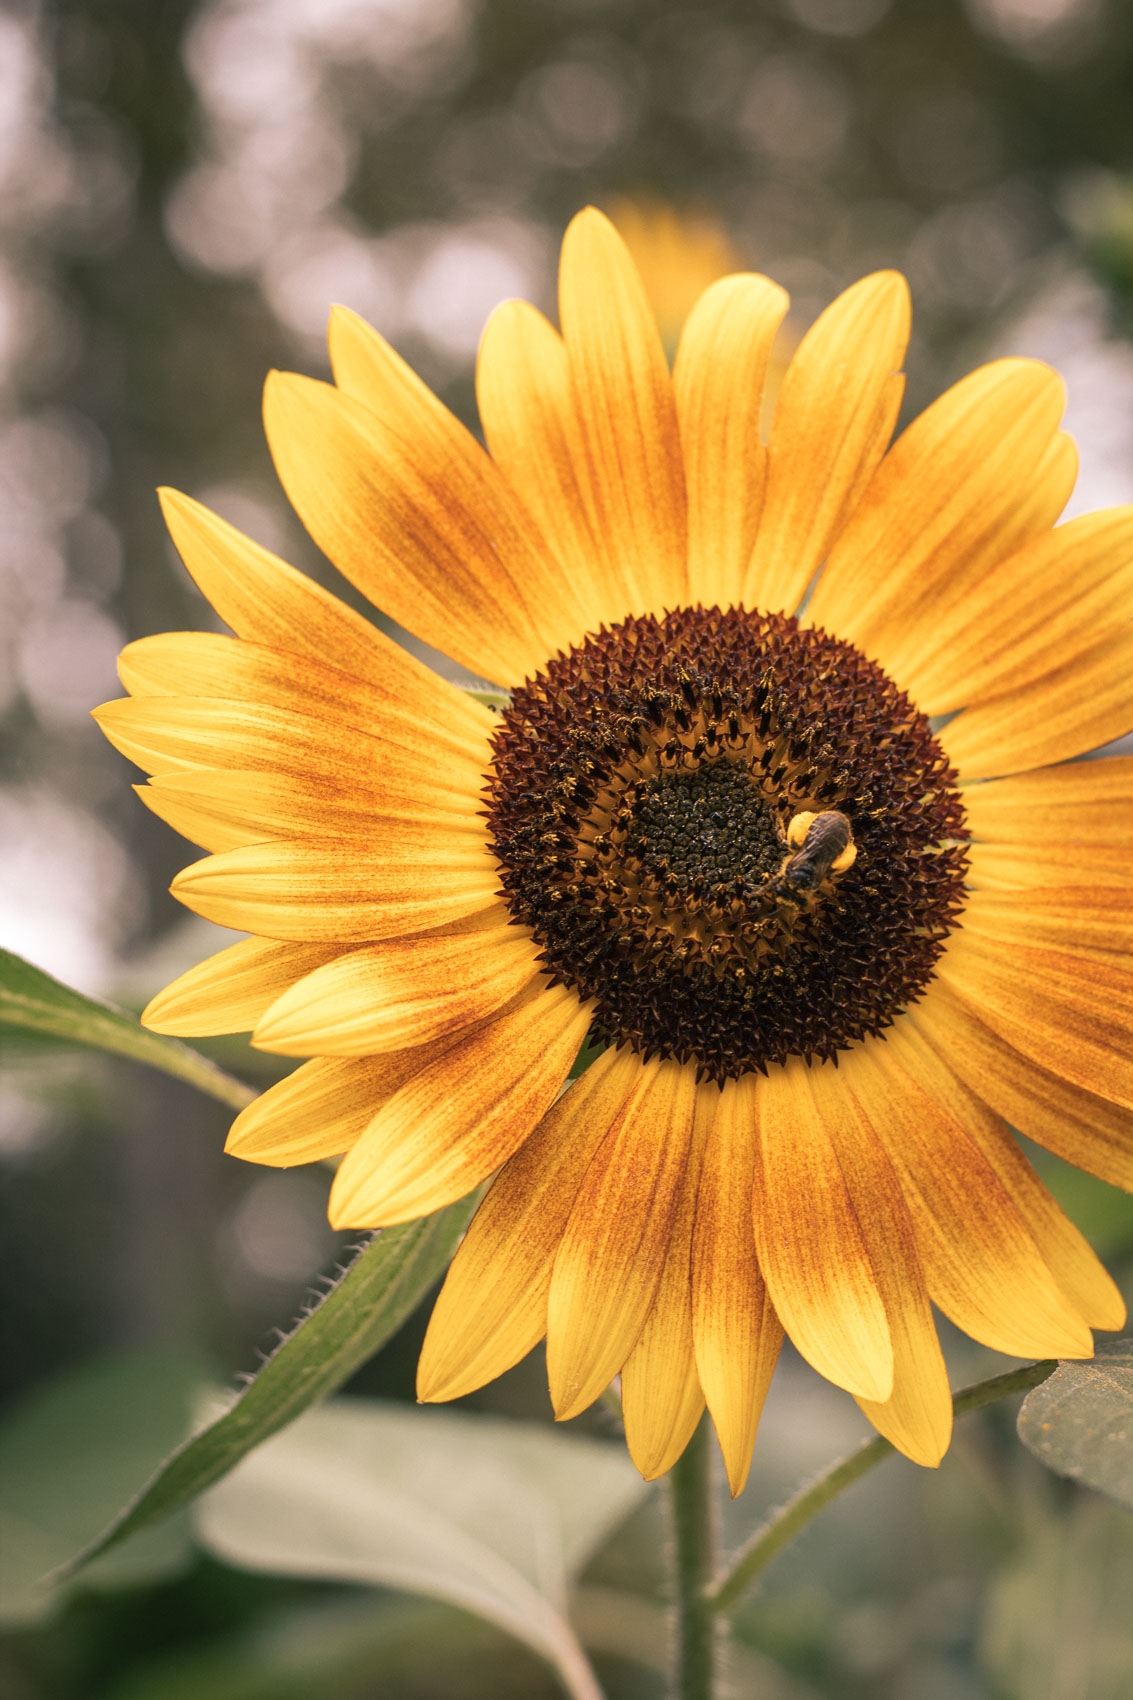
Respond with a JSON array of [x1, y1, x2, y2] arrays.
[[486, 606, 967, 1083]]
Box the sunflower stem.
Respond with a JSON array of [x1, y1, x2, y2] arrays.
[[668, 1413, 717, 1700], [707, 1359, 1056, 1616]]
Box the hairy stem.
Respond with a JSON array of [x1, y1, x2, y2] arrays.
[[709, 1359, 1056, 1616], [669, 1414, 717, 1699]]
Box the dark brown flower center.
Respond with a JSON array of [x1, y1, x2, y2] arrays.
[[485, 606, 968, 1083]]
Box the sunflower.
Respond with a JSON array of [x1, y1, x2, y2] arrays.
[[95, 208, 1132, 1497], [606, 195, 745, 343]]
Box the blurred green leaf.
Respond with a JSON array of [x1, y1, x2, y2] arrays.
[[464, 687, 511, 711], [0, 946, 255, 1111], [61, 1193, 481, 1578], [0, 1350, 200, 1627], [107, 1597, 563, 1700], [1017, 1335, 1133, 1509], [108, 1587, 806, 1700], [195, 1398, 650, 1700], [982, 1496, 1133, 1700]]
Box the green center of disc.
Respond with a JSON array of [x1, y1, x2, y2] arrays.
[[624, 761, 784, 891]]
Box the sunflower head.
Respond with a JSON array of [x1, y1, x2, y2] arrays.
[[97, 206, 1131, 1497], [487, 604, 968, 1083]]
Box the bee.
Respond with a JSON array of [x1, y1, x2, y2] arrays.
[[780, 810, 857, 891]]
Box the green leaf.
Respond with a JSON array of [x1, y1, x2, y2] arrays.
[[0, 946, 255, 1111], [107, 1597, 560, 1700], [60, 1192, 480, 1579], [1017, 1334, 1133, 1510], [0, 1350, 201, 1627], [195, 1398, 650, 1700], [463, 686, 511, 711]]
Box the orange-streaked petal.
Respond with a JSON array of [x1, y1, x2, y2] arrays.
[[157, 488, 475, 720], [225, 1051, 441, 1166], [966, 839, 1133, 891], [558, 207, 688, 612], [940, 627, 1133, 779], [881, 1016, 1126, 1331], [742, 271, 910, 614], [960, 758, 1133, 847], [622, 1340, 704, 1486], [417, 1047, 642, 1402], [754, 1057, 893, 1403], [690, 1074, 783, 1497], [328, 983, 592, 1226], [807, 359, 1069, 658], [546, 1058, 696, 1422], [844, 1038, 1095, 1360], [910, 978, 1133, 1191], [252, 926, 543, 1056], [476, 299, 623, 631], [170, 832, 500, 942], [92, 696, 484, 815], [264, 369, 584, 686], [806, 1060, 952, 1466], [118, 631, 492, 762], [963, 886, 1133, 968], [673, 273, 790, 609], [890, 508, 1133, 714], [141, 937, 343, 1035], [620, 1089, 710, 1482], [936, 930, 1133, 1106], [137, 768, 479, 855]]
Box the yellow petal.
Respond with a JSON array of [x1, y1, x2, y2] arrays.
[[137, 768, 479, 855], [855, 1323, 952, 1470], [690, 1074, 783, 1497], [558, 207, 688, 613], [264, 368, 583, 686], [963, 886, 1133, 969], [546, 1058, 696, 1422], [939, 626, 1133, 779], [135, 779, 249, 854], [620, 1089, 711, 1482], [961, 758, 1133, 847], [881, 1015, 1125, 1331], [936, 930, 1133, 1106], [891, 507, 1133, 714], [157, 488, 479, 725], [118, 631, 491, 764], [328, 983, 592, 1226], [742, 271, 910, 614], [142, 937, 343, 1035], [329, 302, 599, 653], [808, 359, 1069, 657], [225, 1051, 440, 1166], [93, 696, 482, 815], [966, 839, 1133, 891], [910, 976, 1133, 1191], [844, 1037, 1095, 1362], [476, 300, 624, 631], [170, 832, 500, 942], [804, 1060, 952, 1467], [417, 1047, 642, 1402], [622, 1343, 704, 1486], [673, 274, 790, 609], [754, 1057, 893, 1404], [252, 926, 543, 1056]]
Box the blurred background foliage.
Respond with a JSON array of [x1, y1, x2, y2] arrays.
[[2, 0, 1133, 1694]]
